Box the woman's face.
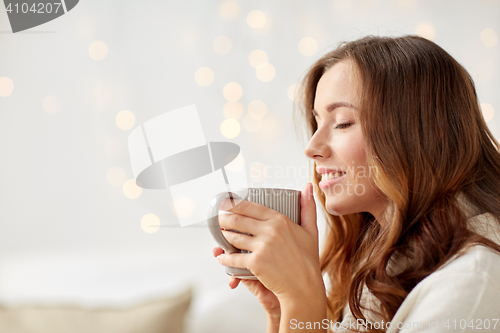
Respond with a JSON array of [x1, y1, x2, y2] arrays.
[[304, 60, 387, 219]]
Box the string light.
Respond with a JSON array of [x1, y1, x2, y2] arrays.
[[89, 41, 108, 61], [123, 179, 142, 199], [141, 214, 160, 233], [247, 10, 266, 29], [220, 118, 241, 138], [116, 110, 135, 131], [298, 37, 318, 56], [0, 77, 14, 97], [223, 82, 243, 102], [256, 62, 275, 82], [195, 67, 215, 86], [415, 23, 435, 40]]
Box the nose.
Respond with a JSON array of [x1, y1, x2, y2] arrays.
[[304, 126, 331, 160]]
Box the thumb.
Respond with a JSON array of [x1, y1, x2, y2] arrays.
[[300, 182, 318, 240]]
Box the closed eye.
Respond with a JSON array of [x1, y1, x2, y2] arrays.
[[335, 122, 351, 129]]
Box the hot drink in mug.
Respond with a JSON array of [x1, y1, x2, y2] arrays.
[[207, 188, 301, 279]]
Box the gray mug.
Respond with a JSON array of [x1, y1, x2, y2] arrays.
[[208, 188, 301, 279]]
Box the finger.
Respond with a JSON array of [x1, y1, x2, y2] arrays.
[[218, 211, 262, 235], [228, 277, 241, 289], [221, 229, 255, 252], [300, 182, 318, 240], [217, 252, 249, 270], [219, 196, 243, 211], [241, 279, 266, 294], [213, 246, 225, 257], [220, 198, 274, 221]]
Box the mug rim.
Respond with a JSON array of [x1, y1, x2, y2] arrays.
[[225, 187, 301, 199], [228, 187, 301, 192]]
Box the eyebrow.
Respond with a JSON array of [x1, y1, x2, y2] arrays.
[[312, 102, 356, 115]]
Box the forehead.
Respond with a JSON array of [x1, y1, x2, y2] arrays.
[[314, 60, 359, 109]]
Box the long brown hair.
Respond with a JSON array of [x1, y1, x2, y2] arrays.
[[297, 35, 500, 331]]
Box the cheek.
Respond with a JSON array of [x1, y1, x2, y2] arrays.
[[334, 133, 367, 176]]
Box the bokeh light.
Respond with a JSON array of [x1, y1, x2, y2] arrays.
[[116, 110, 136, 130], [242, 114, 262, 132], [122, 179, 142, 199], [415, 23, 435, 40], [248, 100, 267, 119], [43, 95, 62, 114], [225, 154, 245, 173], [213, 36, 232, 55], [481, 29, 498, 47], [481, 103, 495, 122], [106, 166, 127, 187], [195, 67, 215, 86], [220, 118, 241, 138], [219, 0, 240, 19], [223, 101, 244, 119], [0, 77, 14, 97], [223, 82, 243, 101], [247, 10, 266, 29], [298, 37, 318, 56], [172, 197, 195, 219], [256, 62, 276, 82], [93, 85, 113, 107], [89, 41, 108, 61], [250, 162, 270, 182], [141, 214, 160, 234], [248, 49, 268, 68], [104, 138, 124, 158], [254, 112, 281, 149], [287, 84, 303, 102]]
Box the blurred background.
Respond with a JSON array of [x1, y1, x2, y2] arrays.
[[0, 0, 499, 332]]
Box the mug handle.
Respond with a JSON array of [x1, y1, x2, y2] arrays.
[[207, 191, 243, 254]]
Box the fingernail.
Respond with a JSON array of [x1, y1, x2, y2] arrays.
[[217, 254, 225, 261]]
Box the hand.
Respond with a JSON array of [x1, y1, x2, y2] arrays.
[[215, 183, 325, 305], [213, 246, 281, 319]]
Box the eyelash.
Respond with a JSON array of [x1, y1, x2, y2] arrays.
[[312, 113, 352, 130], [335, 122, 351, 129]]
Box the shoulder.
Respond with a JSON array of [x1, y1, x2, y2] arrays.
[[387, 212, 500, 330], [425, 244, 500, 288], [405, 243, 500, 299], [409, 209, 500, 302], [435, 211, 500, 286], [434, 211, 500, 281], [389, 245, 500, 331]]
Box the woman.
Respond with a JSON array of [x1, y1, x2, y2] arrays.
[[213, 35, 500, 332]]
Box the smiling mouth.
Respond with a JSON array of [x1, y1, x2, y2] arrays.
[[318, 171, 346, 189], [320, 171, 345, 181]]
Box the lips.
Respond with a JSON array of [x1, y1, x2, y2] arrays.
[[316, 166, 347, 189], [318, 174, 346, 189], [316, 166, 345, 175]]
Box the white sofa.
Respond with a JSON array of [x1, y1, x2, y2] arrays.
[[0, 250, 267, 333]]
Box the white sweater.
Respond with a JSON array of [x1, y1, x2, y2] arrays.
[[334, 211, 500, 333]]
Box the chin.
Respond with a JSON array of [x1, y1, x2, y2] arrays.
[[324, 198, 350, 216]]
